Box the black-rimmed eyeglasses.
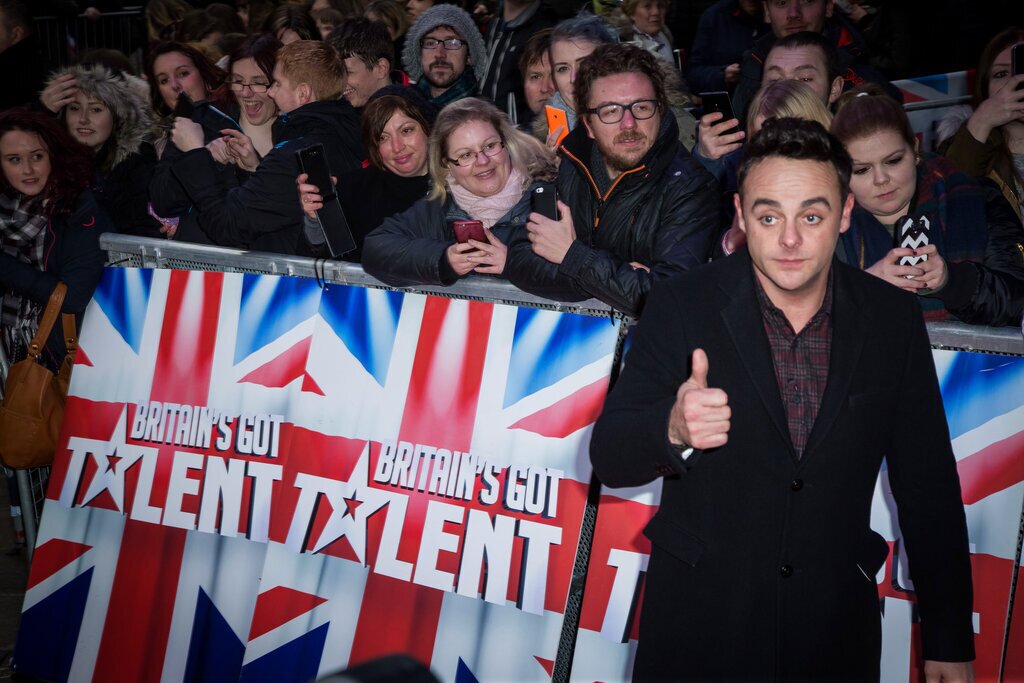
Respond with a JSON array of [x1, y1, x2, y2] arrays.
[[421, 37, 468, 51], [227, 79, 272, 93], [585, 99, 660, 124], [447, 139, 504, 166]]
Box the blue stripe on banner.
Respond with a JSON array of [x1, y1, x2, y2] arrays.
[[238, 622, 329, 683], [184, 587, 246, 683], [12, 568, 94, 682], [93, 268, 153, 353], [940, 353, 1024, 440], [319, 286, 404, 386], [235, 275, 322, 363]]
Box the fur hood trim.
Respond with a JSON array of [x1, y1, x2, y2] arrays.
[[47, 63, 154, 169], [935, 105, 973, 150], [402, 4, 488, 84]]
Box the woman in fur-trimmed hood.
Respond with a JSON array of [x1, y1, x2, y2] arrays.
[[40, 63, 164, 237]]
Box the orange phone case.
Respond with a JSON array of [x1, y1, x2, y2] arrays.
[[545, 106, 569, 146]]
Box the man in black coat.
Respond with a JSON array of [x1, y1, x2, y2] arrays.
[[167, 40, 364, 255], [0, 0, 48, 111], [686, 0, 769, 94], [506, 44, 718, 317], [590, 118, 975, 681]]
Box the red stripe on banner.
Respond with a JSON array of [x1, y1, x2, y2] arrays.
[[93, 522, 188, 681], [249, 586, 328, 640], [26, 539, 92, 589], [239, 335, 321, 393], [348, 297, 493, 666], [957, 429, 1024, 505], [509, 377, 611, 438], [76, 346, 93, 367], [1004, 565, 1024, 680]]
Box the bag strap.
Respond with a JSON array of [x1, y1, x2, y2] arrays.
[[27, 282, 68, 361], [62, 313, 78, 358]]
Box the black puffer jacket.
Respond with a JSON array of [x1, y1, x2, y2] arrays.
[[170, 99, 365, 255], [362, 182, 537, 287], [505, 115, 719, 316]]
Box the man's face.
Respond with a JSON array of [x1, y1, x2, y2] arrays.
[[420, 26, 468, 91], [763, 45, 841, 105], [582, 72, 662, 176], [763, 0, 832, 38], [523, 53, 555, 114], [267, 65, 304, 114], [342, 56, 389, 108], [0, 11, 21, 54], [736, 155, 852, 307]]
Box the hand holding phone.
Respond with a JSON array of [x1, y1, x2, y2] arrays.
[[297, 143, 355, 257], [1013, 43, 1024, 90], [699, 91, 738, 130], [453, 219, 486, 244], [545, 106, 569, 148], [531, 184, 559, 220]]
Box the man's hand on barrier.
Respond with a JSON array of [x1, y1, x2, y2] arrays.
[[668, 348, 730, 451], [526, 200, 576, 265], [924, 660, 973, 683]]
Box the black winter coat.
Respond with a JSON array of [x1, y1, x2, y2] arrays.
[[505, 115, 719, 317], [149, 102, 245, 245], [0, 191, 110, 368], [95, 142, 163, 239], [362, 182, 537, 287], [171, 99, 365, 255], [685, 0, 769, 94]]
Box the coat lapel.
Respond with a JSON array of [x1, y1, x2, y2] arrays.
[[718, 252, 794, 457], [802, 261, 867, 463]]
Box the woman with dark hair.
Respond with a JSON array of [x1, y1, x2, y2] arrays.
[[145, 42, 243, 244], [39, 63, 163, 238], [0, 109, 110, 371], [266, 5, 321, 44], [361, 97, 558, 285], [222, 34, 282, 162], [940, 28, 1024, 222], [832, 86, 1024, 326], [298, 86, 437, 262]]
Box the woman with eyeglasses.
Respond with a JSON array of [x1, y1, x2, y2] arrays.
[[219, 34, 283, 167], [362, 97, 557, 286]]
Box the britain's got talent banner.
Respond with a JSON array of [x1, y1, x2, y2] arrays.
[[573, 342, 1024, 682], [13, 267, 622, 683]]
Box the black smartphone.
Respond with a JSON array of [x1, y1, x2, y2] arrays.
[[1013, 43, 1024, 90], [297, 144, 355, 257], [531, 183, 559, 220], [895, 215, 930, 266], [173, 92, 195, 119], [699, 91, 738, 130]]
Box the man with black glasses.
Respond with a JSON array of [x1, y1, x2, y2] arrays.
[[506, 43, 719, 317], [401, 4, 486, 107]]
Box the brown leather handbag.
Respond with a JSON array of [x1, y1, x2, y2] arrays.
[[0, 282, 78, 469]]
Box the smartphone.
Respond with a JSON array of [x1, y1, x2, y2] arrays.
[[545, 106, 569, 146], [673, 48, 684, 72], [1013, 43, 1024, 90], [297, 144, 355, 257], [453, 219, 486, 244], [895, 215, 930, 266], [531, 183, 559, 220], [699, 91, 737, 127], [173, 92, 195, 119]]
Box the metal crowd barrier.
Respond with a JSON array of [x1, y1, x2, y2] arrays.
[[101, 234, 1024, 357], [34, 7, 145, 72]]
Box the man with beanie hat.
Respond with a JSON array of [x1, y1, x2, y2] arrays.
[[402, 4, 486, 107]]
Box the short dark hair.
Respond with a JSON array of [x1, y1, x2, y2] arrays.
[[265, 4, 319, 42], [737, 117, 852, 201], [0, 0, 32, 33], [830, 83, 916, 150], [518, 28, 552, 77], [327, 16, 394, 70], [549, 14, 618, 50], [768, 31, 840, 87], [574, 43, 668, 117]]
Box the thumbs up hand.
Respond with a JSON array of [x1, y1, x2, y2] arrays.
[[668, 348, 731, 450]]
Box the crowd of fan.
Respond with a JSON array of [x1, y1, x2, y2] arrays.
[[0, 0, 1023, 371]]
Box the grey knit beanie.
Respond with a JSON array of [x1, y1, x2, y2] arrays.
[[402, 4, 487, 84]]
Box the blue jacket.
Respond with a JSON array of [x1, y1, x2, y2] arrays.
[[686, 0, 769, 94]]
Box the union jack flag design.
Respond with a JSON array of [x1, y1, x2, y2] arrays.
[[572, 347, 1024, 682], [15, 267, 621, 682]]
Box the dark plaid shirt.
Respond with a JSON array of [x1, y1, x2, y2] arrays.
[[754, 269, 834, 458]]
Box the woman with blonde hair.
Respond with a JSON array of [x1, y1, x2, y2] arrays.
[[363, 98, 557, 286]]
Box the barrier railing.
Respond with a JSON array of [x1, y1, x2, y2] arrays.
[[34, 7, 145, 72]]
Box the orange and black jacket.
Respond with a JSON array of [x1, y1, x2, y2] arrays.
[[505, 114, 719, 317]]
